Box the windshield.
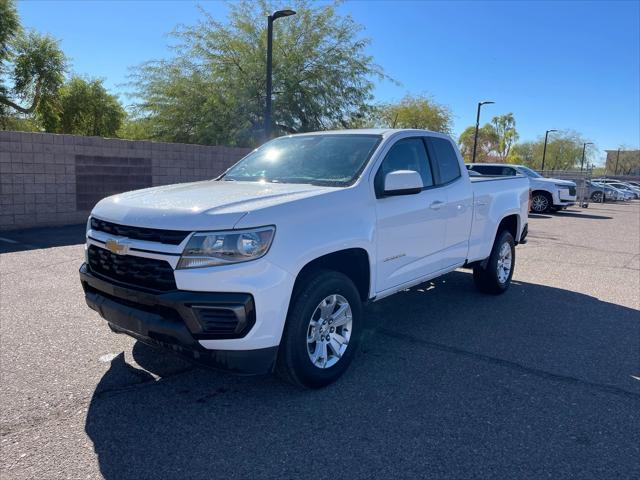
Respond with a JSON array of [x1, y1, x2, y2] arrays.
[[516, 166, 543, 178], [222, 134, 382, 186]]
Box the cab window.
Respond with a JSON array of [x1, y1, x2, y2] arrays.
[[374, 138, 434, 195]]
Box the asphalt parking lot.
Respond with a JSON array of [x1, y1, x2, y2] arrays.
[[1, 202, 639, 479]]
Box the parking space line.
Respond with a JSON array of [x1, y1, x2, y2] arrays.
[[0, 237, 20, 244]]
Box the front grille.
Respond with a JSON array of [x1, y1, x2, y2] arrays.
[[87, 245, 177, 292], [568, 186, 576, 196], [90, 217, 190, 245]]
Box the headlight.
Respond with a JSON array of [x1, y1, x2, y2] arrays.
[[555, 184, 571, 189], [177, 226, 275, 269]]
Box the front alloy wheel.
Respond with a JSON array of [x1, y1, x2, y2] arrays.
[[531, 193, 550, 213], [276, 270, 362, 388], [306, 294, 353, 369]]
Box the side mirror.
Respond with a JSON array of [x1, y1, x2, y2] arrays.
[[383, 170, 424, 196]]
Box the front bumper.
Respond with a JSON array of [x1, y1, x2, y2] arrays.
[[79, 263, 278, 374]]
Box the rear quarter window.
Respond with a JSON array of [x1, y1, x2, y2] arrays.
[[430, 137, 461, 184]]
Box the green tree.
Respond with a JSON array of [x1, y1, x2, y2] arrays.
[[44, 77, 125, 136], [373, 94, 452, 133], [128, 0, 386, 146], [511, 130, 588, 170], [458, 113, 518, 163], [458, 124, 498, 163], [0, 0, 66, 122], [491, 113, 518, 162]]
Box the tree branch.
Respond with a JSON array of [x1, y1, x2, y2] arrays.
[[0, 79, 43, 114], [275, 123, 297, 134]]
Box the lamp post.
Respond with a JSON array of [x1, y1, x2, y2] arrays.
[[541, 129, 557, 171], [471, 100, 494, 163], [614, 148, 621, 175], [265, 9, 296, 140], [580, 142, 593, 172]]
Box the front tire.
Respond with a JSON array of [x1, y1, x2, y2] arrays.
[[530, 192, 552, 213], [276, 270, 362, 388], [473, 230, 515, 295]]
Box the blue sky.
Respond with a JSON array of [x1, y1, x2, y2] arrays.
[[17, 0, 640, 164]]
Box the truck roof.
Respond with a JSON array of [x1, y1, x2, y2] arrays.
[[290, 128, 445, 138]]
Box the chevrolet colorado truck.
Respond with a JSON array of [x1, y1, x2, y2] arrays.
[[80, 129, 530, 388], [467, 163, 577, 213]]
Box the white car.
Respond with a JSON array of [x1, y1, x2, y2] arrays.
[[467, 163, 578, 213], [80, 129, 529, 387]]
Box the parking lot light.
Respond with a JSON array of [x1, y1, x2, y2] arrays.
[[265, 9, 296, 140], [541, 129, 558, 171], [471, 100, 494, 163], [580, 142, 593, 172]]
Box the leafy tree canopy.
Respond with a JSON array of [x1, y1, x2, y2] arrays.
[[43, 76, 126, 136], [0, 0, 66, 119], [458, 112, 518, 164], [510, 130, 590, 171], [128, 0, 387, 146], [458, 124, 499, 163], [370, 94, 453, 133]]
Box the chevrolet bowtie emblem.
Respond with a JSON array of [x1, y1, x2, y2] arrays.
[[105, 238, 130, 255]]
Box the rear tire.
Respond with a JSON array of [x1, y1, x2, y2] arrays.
[[276, 270, 362, 388], [473, 230, 515, 295], [591, 191, 603, 203]]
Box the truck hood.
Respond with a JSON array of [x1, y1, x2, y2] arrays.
[[531, 177, 576, 187], [91, 180, 337, 231]]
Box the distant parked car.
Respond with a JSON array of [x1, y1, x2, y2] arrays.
[[593, 180, 640, 199], [587, 181, 617, 202], [467, 163, 577, 213], [603, 184, 633, 201]]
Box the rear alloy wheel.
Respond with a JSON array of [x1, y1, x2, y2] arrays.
[[530, 193, 551, 213], [591, 191, 604, 203], [473, 230, 515, 295]]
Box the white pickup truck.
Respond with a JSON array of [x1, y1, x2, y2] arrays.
[[80, 129, 530, 387]]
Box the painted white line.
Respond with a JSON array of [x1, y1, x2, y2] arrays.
[[0, 237, 19, 244]]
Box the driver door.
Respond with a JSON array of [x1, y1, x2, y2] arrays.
[[374, 137, 448, 293]]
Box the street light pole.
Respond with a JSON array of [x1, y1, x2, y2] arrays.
[[580, 142, 593, 172], [615, 148, 621, 175], [541, 129, 557, 171], [471, 100, 494, 163], [264, 9, 296, 141]]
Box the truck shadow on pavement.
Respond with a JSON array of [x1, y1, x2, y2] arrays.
[[85, 271, 640, 479], [550, 211, 613, 220], [0, 223, 85, 253]]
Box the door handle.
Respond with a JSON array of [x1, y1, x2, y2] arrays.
[[429, 200, 445, 210]]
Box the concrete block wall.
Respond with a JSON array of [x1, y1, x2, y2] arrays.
[[0, 131, 250, 231]]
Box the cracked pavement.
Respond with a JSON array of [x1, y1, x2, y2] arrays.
[[1, 202, 639, 479]]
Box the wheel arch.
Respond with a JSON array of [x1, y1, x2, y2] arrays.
[[292, 248, 372, 303]]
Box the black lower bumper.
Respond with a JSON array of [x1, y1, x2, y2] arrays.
[[79, 263, 277, 375]]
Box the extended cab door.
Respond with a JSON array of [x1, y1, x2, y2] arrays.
[[426, 137, 474, 267], [374, 137, 448, 293]]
